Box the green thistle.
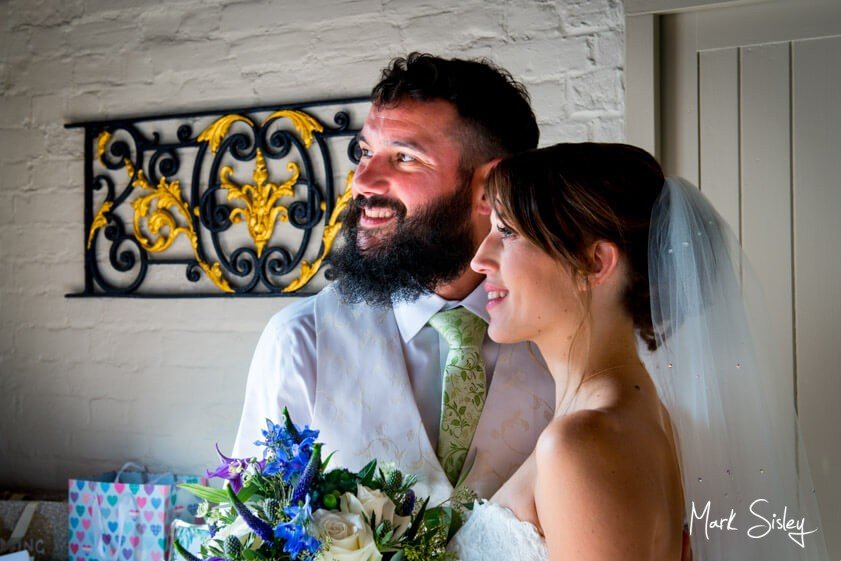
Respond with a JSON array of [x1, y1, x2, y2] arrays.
[[224, 535, 242, 559], [263, 498, 281, 525], [385, 470, 403, 493]]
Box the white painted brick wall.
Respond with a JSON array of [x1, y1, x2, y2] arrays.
[[0, 0, 625, 489]]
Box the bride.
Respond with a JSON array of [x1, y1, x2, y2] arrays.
[[449, 143, 828, 561]]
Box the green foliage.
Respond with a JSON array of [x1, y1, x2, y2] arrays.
[[357, 460, 378, 487], [179, 483, 257, 504]]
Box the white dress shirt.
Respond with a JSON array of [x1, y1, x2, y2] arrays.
[[232, 284, 499, 457]]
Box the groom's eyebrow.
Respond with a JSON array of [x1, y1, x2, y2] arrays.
[[357, 133, 427, 154], [391, 139, 426, 153]]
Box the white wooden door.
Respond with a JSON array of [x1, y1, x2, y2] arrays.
[[628, 0, 841, 556]]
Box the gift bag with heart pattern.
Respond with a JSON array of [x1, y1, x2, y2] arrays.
[[67, 468, 202, 561]]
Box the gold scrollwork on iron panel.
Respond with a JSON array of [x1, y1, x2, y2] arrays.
[[196, 110, 332, 287], [261, 110, 324, 148], [97, 131, 112, 160], [87, 200, 113, 249], [74, 98, 366, 296], [125, 159, 234, 293], [283, 171, 354, 293], [197, 114, 255, 154], [218, 149, 299, 258]]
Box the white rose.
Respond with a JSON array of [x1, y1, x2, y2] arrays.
[[312, 509, 381, 561], [345, 486, 411, 541]]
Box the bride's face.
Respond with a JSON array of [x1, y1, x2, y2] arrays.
[[471, 211, 585, 348]]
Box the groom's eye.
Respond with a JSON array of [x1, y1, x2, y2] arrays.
[[396, 152, 415, 163]]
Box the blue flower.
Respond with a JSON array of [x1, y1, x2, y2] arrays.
[[292, 443, 322, 505], [397, 488, 416, 516], [257, 413, 319, 483], [263, 442, 315, 482], [206, 444, 263, 494], [256, 413, 319, 457], [226, 485, 275, 545], [275, 495, 321, 560]]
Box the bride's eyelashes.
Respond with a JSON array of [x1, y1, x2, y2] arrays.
[[496, 223, 517, 240]]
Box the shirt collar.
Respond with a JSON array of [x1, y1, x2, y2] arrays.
[[393, 282, 490, 343]]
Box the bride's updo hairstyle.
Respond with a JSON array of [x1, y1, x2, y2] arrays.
[[486, 142, 664, 351]]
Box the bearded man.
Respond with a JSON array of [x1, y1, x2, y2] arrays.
[[233, 53, 554, 503]]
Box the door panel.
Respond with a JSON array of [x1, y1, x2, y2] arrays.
[[791, 34, 841, 552], [658, 1, 841, 554], [699, 48, 740, 234], [739, 42, 794, 415]]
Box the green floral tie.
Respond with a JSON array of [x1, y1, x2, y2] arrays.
[[428, 306, 487, 485]]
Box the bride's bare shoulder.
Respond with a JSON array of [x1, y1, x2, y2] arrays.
[[533, 404, 678, 522], [536, 373, 672, 464], [533, 410, 677, 559], [535, 409, 631, 468], [535, 405, 668, 474]]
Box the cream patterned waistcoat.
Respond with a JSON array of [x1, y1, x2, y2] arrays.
[[313, 287, 555, 504]]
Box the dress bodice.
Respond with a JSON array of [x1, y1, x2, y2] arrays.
[[448, 501, 548, 561]]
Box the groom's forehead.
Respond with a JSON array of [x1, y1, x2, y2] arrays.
[[360, 99, 461, 145]]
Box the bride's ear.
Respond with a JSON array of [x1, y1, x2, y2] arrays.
[[587, 241, 622, 287]]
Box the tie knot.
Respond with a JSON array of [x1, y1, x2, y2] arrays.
[[428, 306, 487, 350]]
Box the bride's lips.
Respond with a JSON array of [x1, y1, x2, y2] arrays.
[[358, 206, 397, 228], [484, 282, 509, 312]]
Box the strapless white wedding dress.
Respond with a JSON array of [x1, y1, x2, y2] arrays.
[[448, 501, 549, 561]]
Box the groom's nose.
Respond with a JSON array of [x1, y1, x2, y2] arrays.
[[352, 154, 390, 198]]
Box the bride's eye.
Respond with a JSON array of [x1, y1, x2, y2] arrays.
[[496, 223, 516, 239]]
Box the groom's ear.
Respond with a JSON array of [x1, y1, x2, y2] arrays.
[[588, 241, 622, 287], [471, 158, 501, 216]]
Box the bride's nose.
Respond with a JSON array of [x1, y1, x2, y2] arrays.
[[471, 233, 499, 275]]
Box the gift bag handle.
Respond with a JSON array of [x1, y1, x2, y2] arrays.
[[114, 462, 148, 483], [114, 462, 173, 485]]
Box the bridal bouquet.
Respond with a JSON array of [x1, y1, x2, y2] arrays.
[[176, 409, 465, 561]]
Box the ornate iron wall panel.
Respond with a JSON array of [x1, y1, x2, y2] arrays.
[[66, 97, 369, 297]]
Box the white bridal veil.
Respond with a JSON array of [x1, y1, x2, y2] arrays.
[[644, 178, 829, 561]]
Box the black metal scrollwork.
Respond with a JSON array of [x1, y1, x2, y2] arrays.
[[67, 97, 369, 297]]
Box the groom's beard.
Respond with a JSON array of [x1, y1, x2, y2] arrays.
[[331, 179, 476, 307]]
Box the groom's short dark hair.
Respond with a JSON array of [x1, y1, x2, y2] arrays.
[[371, 52, 539, 172]]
